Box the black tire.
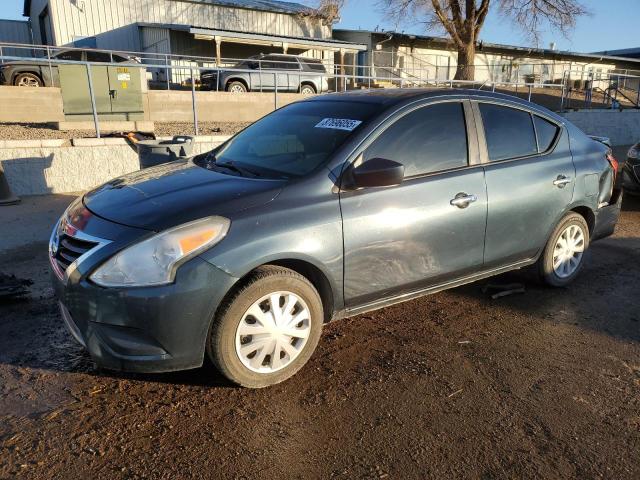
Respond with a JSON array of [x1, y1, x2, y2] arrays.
[[300, 84, 317, 95], [14, 72, 43, 87], [226, 80, 248, 93], [207, 266, 323, 388], [537, 212, 590, 287]]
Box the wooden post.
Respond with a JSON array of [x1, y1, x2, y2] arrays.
[[282, 42, 288, 54]]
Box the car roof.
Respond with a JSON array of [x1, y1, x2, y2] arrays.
[[306, 88, 561, 119]]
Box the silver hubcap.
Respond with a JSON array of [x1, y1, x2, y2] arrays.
[[229, 84, 245, 93], [553, 224, 585, 278], [18, 76, 39, 87], [301, 87, 314, 94], [235, 291, 311, 374]]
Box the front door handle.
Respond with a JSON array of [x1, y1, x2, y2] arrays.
[[553, 175, 572, 188], [450, 193, 478, 209]]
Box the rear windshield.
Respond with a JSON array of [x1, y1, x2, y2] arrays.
[[203, 101, 381, 179]]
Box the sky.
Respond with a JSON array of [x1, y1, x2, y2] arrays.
[[0, 0, 638, 53]]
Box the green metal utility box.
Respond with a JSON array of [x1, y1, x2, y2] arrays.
[[58, 64, 145, 121]]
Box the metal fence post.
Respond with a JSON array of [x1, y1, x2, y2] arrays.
[[191, 68, 199, 135], [0, 46, 3, 65], [528, 84, 532, 102], [274, 73, 278, 110], [165, 54, 170, 90], [47, 46, 54, 86], [86, 63, 100, 139]]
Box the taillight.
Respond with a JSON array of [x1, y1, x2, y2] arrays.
[[606, 152, 619, 181]]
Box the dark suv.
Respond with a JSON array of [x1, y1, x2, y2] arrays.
[[201, 54, 328, 94], [50, 90, 622, 388], [0, 49, 139, 87]]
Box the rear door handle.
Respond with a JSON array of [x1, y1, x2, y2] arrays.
[[450, 193, 478, 209], [553, 175, 572, 188]]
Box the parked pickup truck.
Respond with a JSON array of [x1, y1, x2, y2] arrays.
[[200, 54, 328, 94], [0, 49, 140, 87]]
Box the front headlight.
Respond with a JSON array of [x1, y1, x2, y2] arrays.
[[628, 145, 640, 159], [90, 216, 230, 287]]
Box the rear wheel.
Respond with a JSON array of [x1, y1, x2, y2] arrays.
[[226, 81, 247, 93], [207, 266, 323, 388], [14, 73, 43, 87], [300, 84, 316, 95], [537, 212, 589, 287]]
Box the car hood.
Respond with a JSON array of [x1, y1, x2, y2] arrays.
[[83, 159, 285, 231]]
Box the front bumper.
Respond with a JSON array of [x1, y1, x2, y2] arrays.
[[622, 159, 640, 194], [50, 200, 239, 373], [53, 256, 238, 373]]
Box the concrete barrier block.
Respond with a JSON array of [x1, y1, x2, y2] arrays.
[[4, 140, 43, 148], [72, 138, 105, 147]]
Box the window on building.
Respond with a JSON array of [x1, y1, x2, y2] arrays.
[[479, 104, 537, 161], [363, 102, 469, 177], [534, 115, 560, 153]]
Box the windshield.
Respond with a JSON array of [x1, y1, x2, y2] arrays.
[[206, 101, 381, 179]]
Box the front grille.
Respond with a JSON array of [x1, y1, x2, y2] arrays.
[[53, 234, 97, 274]]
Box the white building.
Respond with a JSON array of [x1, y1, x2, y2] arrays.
[[21, 0, 365, 66]]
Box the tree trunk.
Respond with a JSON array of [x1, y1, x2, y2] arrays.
[[454, 43, 476, 81]]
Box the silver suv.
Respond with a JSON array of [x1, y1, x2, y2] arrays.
[[201, 54, 328, 94]]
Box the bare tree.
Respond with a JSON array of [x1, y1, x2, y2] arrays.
[[378, 0, 588, 80], [303, 0, 345, 24]]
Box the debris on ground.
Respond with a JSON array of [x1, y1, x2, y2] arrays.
[[0, 273, 32, 300], [481, 282, 526, 299]]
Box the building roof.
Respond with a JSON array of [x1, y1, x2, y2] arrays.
[[593, 47, 640, 59], [188, 26, 367, 51], [24, 0, 318, 17], [334, 29, 640, 65]]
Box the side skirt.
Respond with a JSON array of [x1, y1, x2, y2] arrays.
[[332, 258, 537, 321]]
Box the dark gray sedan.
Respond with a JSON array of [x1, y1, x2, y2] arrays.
[[49, 89, 622, 388]]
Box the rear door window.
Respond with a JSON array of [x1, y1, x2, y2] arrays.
[[363, 102, 469, 177], [533, 115, 560, 152], [479, 104, 537, 161]]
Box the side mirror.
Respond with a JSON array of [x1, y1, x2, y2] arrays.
[[351, 158, 405, 189]]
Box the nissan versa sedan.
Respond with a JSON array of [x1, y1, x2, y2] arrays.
[[50, 89, 622, 388]]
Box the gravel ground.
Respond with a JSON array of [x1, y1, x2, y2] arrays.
[[0, 122, 249, 141], [0, 192, 639, 479]]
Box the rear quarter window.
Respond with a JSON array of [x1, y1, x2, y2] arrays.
[[534, 115, 560, 152], [479, 103, 537, 161]]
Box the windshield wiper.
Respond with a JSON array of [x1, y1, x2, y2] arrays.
[[216, 160, 262, 178]]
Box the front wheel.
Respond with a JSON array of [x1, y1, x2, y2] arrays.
[[207, 266, 323, 388], [537, 212, 590, 287]]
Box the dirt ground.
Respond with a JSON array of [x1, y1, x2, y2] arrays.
[[0, 122, 250, 141], [0, 192, 639, 480]]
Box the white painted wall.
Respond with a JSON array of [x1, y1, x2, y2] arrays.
[[561, 110, 640, 146], [0, 136, 230, 195]]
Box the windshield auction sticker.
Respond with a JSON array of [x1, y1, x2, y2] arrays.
[[315, 118, 362, 131]]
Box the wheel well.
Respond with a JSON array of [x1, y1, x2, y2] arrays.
[[300, 82, 317, 92], [225, 78, 248, 91], [571, 206, 595, 235], [264, 260, 334, 323]]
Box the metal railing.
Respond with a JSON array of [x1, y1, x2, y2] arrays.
[[2, 47, 639, 140]]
